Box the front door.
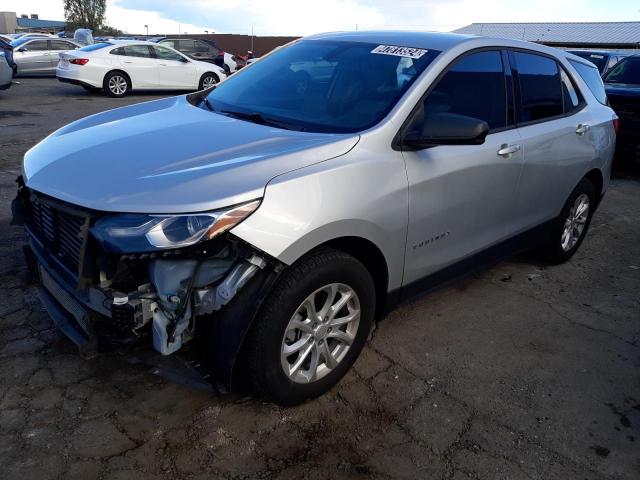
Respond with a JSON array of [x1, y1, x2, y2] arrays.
[[16, 39, 50, 73], [117, 45, 157, 88], [151, 45, 196, 89], [402, 50, 523, 285]]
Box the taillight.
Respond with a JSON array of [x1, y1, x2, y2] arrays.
[[70, 58, 89, 65], [612, 116, 620, 134]]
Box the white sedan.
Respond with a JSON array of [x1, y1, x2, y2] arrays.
[[56, 40, 226, 97]]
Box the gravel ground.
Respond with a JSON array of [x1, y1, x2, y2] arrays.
[[1, 77, 639, 480]]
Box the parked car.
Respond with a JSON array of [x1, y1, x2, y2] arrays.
[[13, 32, 615, 405], [0, 38, 15, 74], [567, 50, 628, 75], [0, 51, 13, 90], [602, 55, 640, 160], [56, 41, 226, 96], [11, 37, 80, 75], [152, 37, 237, 74]]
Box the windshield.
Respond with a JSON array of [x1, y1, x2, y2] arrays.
[[603, 56, 640, 85], [205, 40, 440, 133]]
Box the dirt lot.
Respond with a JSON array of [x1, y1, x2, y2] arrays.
[[1, 78, 639, 480]]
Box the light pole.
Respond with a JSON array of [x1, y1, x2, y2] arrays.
[[144, 24, 148, 35]]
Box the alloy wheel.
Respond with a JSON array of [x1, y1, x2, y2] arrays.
[[561, 193, 590, 252], [281, 283, 360, 384], [202, 75, 217, 89], [108, 75, 127, 95]]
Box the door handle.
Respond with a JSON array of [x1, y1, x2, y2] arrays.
[[497, 144, 521, 157], [576, 123, 590, 135], [123, 61, 133, 64]]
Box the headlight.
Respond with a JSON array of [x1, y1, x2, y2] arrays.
[[91, 200, 260, 253]]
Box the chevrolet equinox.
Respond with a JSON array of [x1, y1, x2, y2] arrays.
[[13, 31, 617, 405]]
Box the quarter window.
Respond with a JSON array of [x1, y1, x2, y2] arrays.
[[513, 51, 563, 123], [423, 50, 507, 131], [570, 59, 608, 104]]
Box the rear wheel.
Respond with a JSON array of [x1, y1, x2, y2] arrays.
[[104, 71, 130, 97], [540, 178, 595, 264], [246, 249, 376, 406], [199, 72, 219, 90]]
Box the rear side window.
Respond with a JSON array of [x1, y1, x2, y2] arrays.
[[424, 50, 507, 131], [51, 40, 76, 51], [513, 51, 563, 122], [159, 39, 176, 49], [178, 40, 196, 54], [570, 59, 607, 104]]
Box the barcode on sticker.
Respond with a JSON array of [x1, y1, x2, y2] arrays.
[[371, 45, 428, 59]]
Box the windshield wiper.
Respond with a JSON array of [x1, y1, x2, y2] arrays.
[[219, 109, 305, 131]]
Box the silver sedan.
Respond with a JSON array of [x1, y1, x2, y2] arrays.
[[11, 37, 80, 75], [0, 51, 12, 90]]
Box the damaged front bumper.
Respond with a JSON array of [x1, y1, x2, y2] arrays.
[[14, 183, 282, 391]]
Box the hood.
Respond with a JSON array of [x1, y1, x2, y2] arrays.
[[605, 83, 640, 97], [24, 95, 359, 213]]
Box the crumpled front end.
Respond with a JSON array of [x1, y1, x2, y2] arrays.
[[12, 178, 282, 390]]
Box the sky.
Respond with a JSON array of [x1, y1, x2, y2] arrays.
[[0, 0, 638, 36]]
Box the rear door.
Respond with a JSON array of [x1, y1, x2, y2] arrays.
[[16, 39, 50, 73], [150, 45, 196, 88], [49, 40, 78, 69], [402, 49, 524, 284], [510, 50, 596, 232]]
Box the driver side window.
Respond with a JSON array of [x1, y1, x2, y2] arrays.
[[423, 50, 508, 131]]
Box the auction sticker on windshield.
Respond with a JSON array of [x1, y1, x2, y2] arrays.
[[371, 45, 428, 58]]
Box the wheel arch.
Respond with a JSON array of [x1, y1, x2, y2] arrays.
[[200, 71, 220, 88], [584, 168, 604, 207], [316, 236, 389, 320], [103, 69, 132, 89]]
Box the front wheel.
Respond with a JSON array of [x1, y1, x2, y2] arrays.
[[540, 178, 596, 264], [246, 249, 376, 406]]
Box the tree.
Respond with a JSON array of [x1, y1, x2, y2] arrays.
[[63, 0, 106, 31]]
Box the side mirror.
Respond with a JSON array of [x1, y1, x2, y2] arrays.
[[18, 47, 27, 52], [401, 112, 490, 149], [180, 57, 189, 62]]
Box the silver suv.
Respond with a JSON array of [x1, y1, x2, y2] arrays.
[[14, 31, 616, 405]]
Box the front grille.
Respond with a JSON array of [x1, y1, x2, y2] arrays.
[[28, 198, 89, 275]]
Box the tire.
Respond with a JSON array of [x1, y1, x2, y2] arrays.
[[540, 178, 596, 264], [103, 71, 130, 97], [246, 248, 376, 406], [199, 72, 219, 90]]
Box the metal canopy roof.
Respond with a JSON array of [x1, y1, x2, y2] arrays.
[[16, 18, 66, 29], [453, 22, 640, 46]]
